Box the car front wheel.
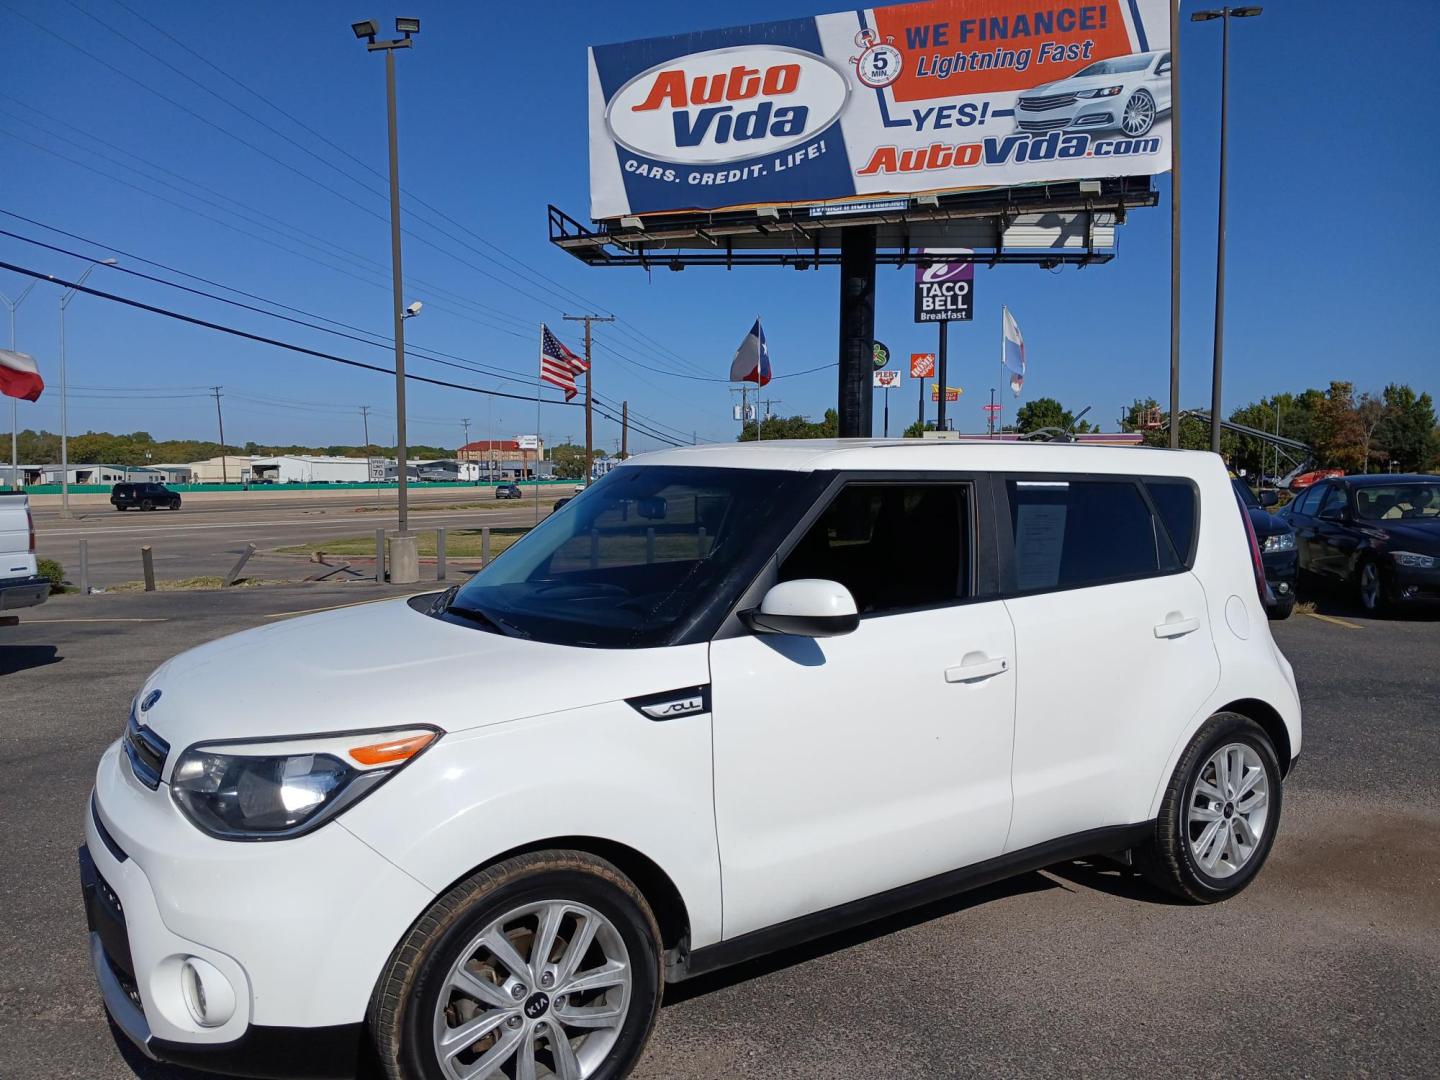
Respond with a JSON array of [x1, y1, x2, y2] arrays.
[[1356, 558, 1388, 615], [1138, 712, 1282, 903], [1121, 90, 1156, 137], [372, 850, 663, 1080]]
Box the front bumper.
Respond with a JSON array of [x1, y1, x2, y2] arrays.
[[0, 573, 49, 611], [1262, 549, 1299, 600], [1014, 100, 1118, 134], [82, 740, 434, 1077], [1387, 561, 1440, 604]]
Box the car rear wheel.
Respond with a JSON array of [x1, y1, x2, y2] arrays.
[[1357, 558, 1387, 615], [140, 498, 154, 511], [1138, 712, 1282, 903], [1121, 90, 1155, 137], [371, 850, 663, 1080]]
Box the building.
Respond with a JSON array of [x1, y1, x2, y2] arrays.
[[415, 459, 480, 483], [0, 464, 44, 487], [248, 455, 376, 484], [187, 456, 256, 484], [148, 464, 194, 484], [41, 464, 163, 485], [457, 439, 546, 481]]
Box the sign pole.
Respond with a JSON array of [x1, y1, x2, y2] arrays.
[[936, 322, 949, 431], [883, 386, 890, 438]]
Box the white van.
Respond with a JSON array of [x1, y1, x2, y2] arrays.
[[82, 441, 1301, 1080]]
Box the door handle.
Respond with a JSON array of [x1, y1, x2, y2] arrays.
[[945, 655, 1009, 683], [1154, 615, 1201, 639]]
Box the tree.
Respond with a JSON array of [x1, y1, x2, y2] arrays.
[[736, 409, 839, 441], [1014, 397, 1095, 436], [1313, 381, 1367, 472], [1355, 392, 1390, 474], [549, 443, 593, 480], [1374, 384, 1439, 473]]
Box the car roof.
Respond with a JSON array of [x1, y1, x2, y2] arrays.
[[1341, 473, 1439, 487], [621, 439, 1210, 478]]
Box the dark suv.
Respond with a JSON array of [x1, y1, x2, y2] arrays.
[[494, 483, 523, 500], [111, 482, 182, 512]]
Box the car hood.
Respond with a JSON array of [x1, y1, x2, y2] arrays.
[[133, 595, 709, 752], [1245, 505, 1289, 538], [1366, 518, 1440, 553], [1027, 71, 1133, 96]]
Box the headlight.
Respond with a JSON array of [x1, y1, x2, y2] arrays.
[[1393, 551, 1436, 569], [1077, 85, 1123, 98], [1262, 532, 1296, 553], [171, 727, 438, 840]]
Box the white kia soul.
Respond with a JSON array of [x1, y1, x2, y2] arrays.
[[83, 441, 1301, 1080]]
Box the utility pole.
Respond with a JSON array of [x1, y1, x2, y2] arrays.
[[360, 405, 372, 450], [757, 397, 782, 441], [620, 401, 628, 458], [1193, 5, 1263, 454], [1169, 0, 1183, 449], [2, 283, 36, 489], [562, 314, 614, 486], [210, 386, 228, 483], [461, 417, 470, 454]]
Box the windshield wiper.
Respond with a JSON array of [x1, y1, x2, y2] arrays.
[[444, 602, 530, 639]]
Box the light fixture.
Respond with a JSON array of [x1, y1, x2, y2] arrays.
[[619, 215, 643, 229], [1191, 9, 1221, 19], [351, 19, 378, 39], [395, 16, 420, 34], [1232, 6, 1263, 15], [403, 300, 423, 318], [756, 206, 779, 220]]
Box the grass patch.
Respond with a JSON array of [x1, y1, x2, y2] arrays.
[[277, 527, 529, 559], [1293, 599, 1317, 615], [106, 576, 290, 591]]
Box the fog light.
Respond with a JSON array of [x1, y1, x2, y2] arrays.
[[1275, 582, 1291, 595], [181, 957, 236, 1028]]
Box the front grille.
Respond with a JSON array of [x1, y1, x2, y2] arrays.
[[123, 711, 169, 790], [1018, 92, 1078, 111], [1017, 116, 1075, 132]]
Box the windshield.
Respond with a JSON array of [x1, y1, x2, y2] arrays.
[[447, 465, 812, 648], [1353, 483, 1440, 521], [1073, 54, 1153, 77]]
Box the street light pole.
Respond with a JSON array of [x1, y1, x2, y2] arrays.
[[2, 282, 36, 489], [57, 258, 117, 517], [354, 17, 420, 581], [1193, 6, 1262, 454]]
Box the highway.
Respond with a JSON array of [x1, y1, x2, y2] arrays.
[[29, 488, 567, 587]]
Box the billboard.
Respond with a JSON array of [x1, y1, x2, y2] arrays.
[[910, 352, 935, 378], [874, 369, 902, 388], [588, 0, 1170, 219]]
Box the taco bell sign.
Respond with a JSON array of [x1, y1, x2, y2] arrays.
[[914, 250, 974, 323]]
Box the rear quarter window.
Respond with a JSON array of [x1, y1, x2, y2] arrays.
[[1143, 478, 1200, 567]]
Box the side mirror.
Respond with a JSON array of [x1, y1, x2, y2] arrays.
[[1319, 505, 1347, 522], [742, 579, 859, 638], [1259, 490, 1278, 507]]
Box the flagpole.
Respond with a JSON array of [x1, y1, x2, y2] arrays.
[[535, 325, 543, 526]]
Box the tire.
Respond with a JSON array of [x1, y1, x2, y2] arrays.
[[140, 498, 154, 511], [1355, 557, 1388, 616], [1138, 712, 1282, 903], [371, 850, 663, 1080], [169, 502, 181, 511], [1121, 89, 1156, 137], [1266, 595, 1295, 621]]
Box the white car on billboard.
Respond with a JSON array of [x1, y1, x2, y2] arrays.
[[1015, 50, 1172, 138]]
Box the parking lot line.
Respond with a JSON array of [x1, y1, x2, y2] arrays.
[[1305, 611, 1364, 630], [19, 617, 169, 624]]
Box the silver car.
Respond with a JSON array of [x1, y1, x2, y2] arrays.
[[1015, 50, 1172, 138]]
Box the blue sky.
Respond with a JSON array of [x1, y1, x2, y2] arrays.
[[2, 0, 1436, 453]]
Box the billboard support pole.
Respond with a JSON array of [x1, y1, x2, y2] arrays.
[[883, 386, 890, 439], [936, 321, 949, 431], [837, 225, 876, 438]]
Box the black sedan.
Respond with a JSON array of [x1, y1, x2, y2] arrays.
[[1232, 477, 1296, 619], [1280, 473, 1440, 614]]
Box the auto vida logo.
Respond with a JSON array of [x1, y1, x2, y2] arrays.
[[606, 45, 849, 166]]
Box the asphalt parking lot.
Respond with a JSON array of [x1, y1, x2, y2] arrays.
[[2, 588, 1436, 1079]]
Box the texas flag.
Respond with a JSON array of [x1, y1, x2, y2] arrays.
[[1001, 306, 1025, 397], [728, 318, 772, 386], [0, 349, 44, 402]]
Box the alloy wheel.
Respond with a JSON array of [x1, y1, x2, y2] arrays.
[[432, 899, 632, 1080], [1360, 562, 1381, 611], [1186, 742, 1269, 879], [1122, 92, 1155, 136]]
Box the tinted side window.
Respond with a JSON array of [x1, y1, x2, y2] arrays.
[[1144, 479, 1199, 566], [1318, 485, 1348, 517], [1292, 486, 1322, 516], [779, 483, 969, 615], [1007, 478, 1174, 593]]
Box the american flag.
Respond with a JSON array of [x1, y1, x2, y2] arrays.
[[540, 324, 588, 401]]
